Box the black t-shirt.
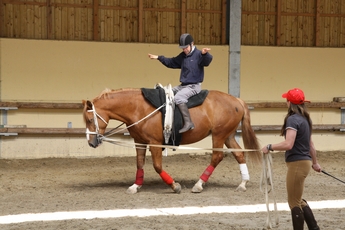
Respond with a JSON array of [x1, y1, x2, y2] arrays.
[[285, 114, 312, 162]]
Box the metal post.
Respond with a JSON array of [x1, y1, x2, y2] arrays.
[[0, 107, 19, 136], [340, 107, 345, 132], [229, 1, 242, 142], [1, 110, 7, 126], [229, 0, 242, 98]]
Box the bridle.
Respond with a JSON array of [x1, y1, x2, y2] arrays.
[[85, 102, 108, 142]]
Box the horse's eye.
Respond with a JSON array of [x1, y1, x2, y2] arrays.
[[88, 118, 94, 124]]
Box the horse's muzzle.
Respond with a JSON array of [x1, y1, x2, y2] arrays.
[[88, 142, 97, 148], [88, 136, 102, 148]]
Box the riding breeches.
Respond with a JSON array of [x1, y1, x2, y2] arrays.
[[173, 83, 201, 104], [286, 160, 312, 209]]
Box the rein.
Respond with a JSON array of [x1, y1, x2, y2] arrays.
[[102, 103, 166, 137], [100, 138, 259, 153], [260, 153, 279, 229], [86, 102, 166, 140]]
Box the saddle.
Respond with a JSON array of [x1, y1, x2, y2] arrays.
[[141, 84, 209, 147]]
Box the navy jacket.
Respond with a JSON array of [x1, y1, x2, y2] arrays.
[[157, 47, 213, 85]]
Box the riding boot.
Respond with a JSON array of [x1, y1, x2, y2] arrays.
[[177, 103, 195, 133], [302, 200, 320, 230], [291, 206, 305, 230]]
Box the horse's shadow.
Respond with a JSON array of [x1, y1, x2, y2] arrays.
[[66, 178, 239, 193], [66, 180, 134, 190]]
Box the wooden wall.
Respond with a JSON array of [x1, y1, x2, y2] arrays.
[[242, 0, 345, 47], [0, 0, 344, 47]]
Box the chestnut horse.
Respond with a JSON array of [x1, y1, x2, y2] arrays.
[[82, 88, 261, 194]]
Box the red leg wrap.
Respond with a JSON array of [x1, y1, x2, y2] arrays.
[[200, 165, 215, 182], [159, 170, 174, 185], [135, 169, 144, 185]]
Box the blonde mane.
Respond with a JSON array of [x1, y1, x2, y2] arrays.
[[94, 88, 138, 101], [96, 88, 114, 99]]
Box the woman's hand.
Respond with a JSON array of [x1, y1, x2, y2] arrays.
[[261, 145, 270, 154], [312, 163, 322, 172]]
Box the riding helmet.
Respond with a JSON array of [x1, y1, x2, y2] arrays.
[[179, 33, 194, 48]]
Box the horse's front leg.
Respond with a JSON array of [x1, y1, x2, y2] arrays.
[[192, 149, 224, 193], [150, 147, 181, 194], [126, 144, 146, 194], [227, 136, 250, 192]]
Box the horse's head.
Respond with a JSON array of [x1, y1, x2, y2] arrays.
[[82, 100, 109, 148]]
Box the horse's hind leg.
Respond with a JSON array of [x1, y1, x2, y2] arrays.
[[225, 135, 250, 192], [126, 145, 146, 194]]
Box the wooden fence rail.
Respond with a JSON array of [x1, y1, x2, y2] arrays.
[[0, 128, 128, 135], [1, 101, 345, 109], [0, 125, 344, 136], [0, 102, 83, 109], [0, 101, 344, 136]]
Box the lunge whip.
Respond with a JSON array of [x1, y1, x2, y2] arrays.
[[321, 170, 345, 184]]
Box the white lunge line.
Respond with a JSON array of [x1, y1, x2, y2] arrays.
[[1, 200, 345, 225]]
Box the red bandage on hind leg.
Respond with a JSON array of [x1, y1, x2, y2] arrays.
[[159, 170, 174, 185], [135, 169, 144, 185], [200, 165, 215, 182]]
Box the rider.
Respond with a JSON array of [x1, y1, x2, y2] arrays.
[[148, 33, 213, 133]]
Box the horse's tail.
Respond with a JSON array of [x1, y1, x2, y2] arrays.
[[237, 98, 262, 165]]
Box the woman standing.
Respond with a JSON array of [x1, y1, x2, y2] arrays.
[[261, 88, 321, 230]]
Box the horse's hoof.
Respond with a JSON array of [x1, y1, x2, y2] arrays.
[[191, 179, 204, 193], [191, 184, 203, 193], [235, 180, 248, 192], [235, 185, 247, 192], [126, 184, 141, 194], [172, 182, 181, 194]]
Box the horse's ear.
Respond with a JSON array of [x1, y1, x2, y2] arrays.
[[82, 100, 93, 110]]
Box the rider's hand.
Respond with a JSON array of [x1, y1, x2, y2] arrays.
[[201, 48, 211, 54], [148, 53, 158, 59]]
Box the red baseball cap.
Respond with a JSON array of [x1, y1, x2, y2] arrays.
[[282, 88, 310, 105]]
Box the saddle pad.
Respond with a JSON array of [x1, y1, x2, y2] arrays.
[[141, 88, 209, 146], [141, 88, 209, 109]]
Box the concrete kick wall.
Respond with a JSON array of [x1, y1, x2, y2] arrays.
[[0, 132, 344, 159], [0, 38, 344, 159]]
